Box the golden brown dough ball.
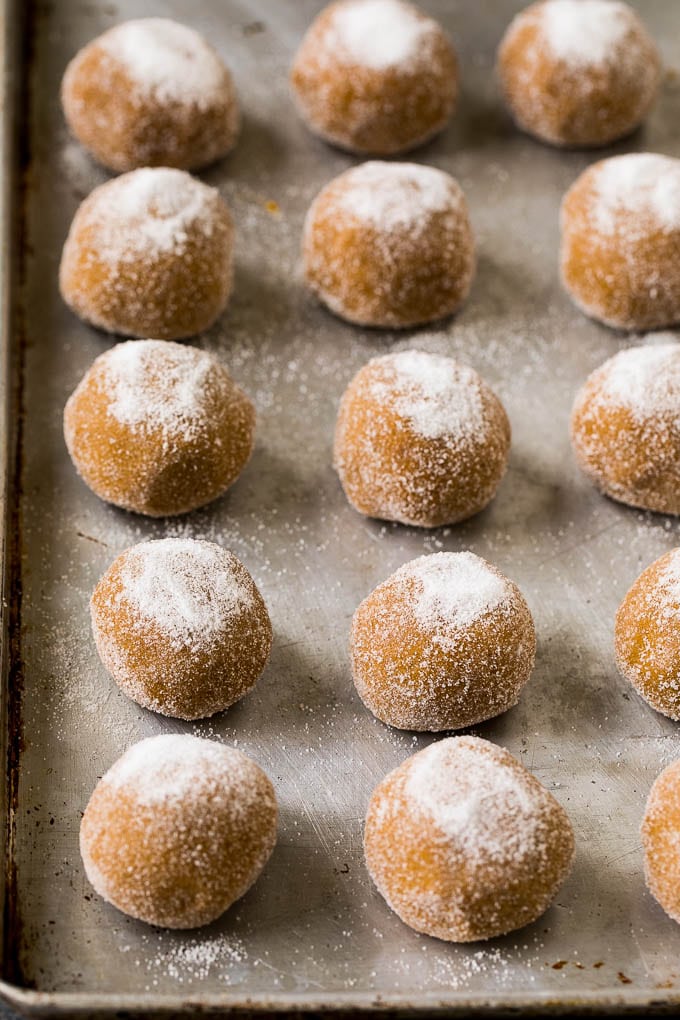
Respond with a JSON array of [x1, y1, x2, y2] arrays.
[[351, 552, 535, 731], [642, 758, 680, 925], [615, 548, 680, 720], [62, 18, 239, 172], [364, 736, 575, 941], [570, 343, 680, 515], [304, 163, 474, 328], [334, 351, 509, 527], [80, 735, 277, 929], [59, 167, 233, 340], [290, 0, 457, 155], [91, 539, 272, 721], [497, 0, 660, 148], [560, 154, 680, 331], [64, 340, 255, 517]]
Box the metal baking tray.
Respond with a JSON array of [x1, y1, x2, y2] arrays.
[[2, 0, 680, 1014]]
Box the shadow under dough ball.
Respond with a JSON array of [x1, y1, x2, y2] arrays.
[[91, 538, 273, 721], [615, 548, 680, 721], [497, 0, 660, 148], [364, 736, 575, 941], [350, 551, 536, 731], [303, 162, 475, 329], [64, 340, 255, 517], [290, 0, 457, 155], [334, 350, 509, 527], [80, 735, 277, 929], [61, 17, 239, 172], [59, 166, 233, 339], [570, 341, 680, 515], [560, 154, 680, 331]]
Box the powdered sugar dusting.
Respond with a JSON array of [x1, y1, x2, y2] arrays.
[[337, 162, 461, 232], [658, 549, 680, 609], [593, 342, 680, 421], [400, 551, 508, 631], [99, 19, 229, 108], [114, 539, 256, 650], [540, 0, 632, 65], [592, 154, 680, 235], [326, 0, 436, 70], [103, 734, 256, 806], [405, 737, 540, 859], [370, 350, 483, 440]]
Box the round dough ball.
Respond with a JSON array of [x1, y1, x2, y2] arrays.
[[364, 736, 575, 941], [570, 342, 680, 514], [80, 735, 277, 929], [334, 350, 509, 527], [351, 552, 535, 731], [642, 758, 680, 925], [615, 548, 680, 720], [497, 0, 660, 148], [62, 18, 239, 172], [91, 539, 272, 720], [304, 162, 474, 328], [59, 167, 233, 339], [290, 0, 457, 155], [560, 154, 680, 331], [64, 340, 255, 517]]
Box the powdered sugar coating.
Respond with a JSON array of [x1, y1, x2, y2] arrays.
[[570, 342, 680, 514], [64, 341, 255, 517], [90, 539, 272, 720], [326, 0, 437, 69], [591, 155, 680, 236], [364, 736, 575, 941], [99, 19, 230, 109], [615, 548, 680, 720], [540, 0, 634, 65], [350, 553, 536, 731], [334, 352, 509, 527], [337, 161, 462, 234], [80, 735, 277, 928], [59, 168, 233, 339]]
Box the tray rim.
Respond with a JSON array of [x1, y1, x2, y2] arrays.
[[2, 0, 680, 1015]]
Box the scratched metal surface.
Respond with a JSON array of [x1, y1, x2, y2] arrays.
[[4, 0, 680, 1014]]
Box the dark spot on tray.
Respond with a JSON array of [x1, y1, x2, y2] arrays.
[[618, 971, 633, 984], [551, 960, 568, 970], [593, 961, 605, 968], [243, 20, 266, 36]]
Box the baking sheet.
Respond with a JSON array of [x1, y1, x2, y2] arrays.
[[4, 0, 680, 1013]]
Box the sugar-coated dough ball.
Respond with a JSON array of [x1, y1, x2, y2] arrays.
[[615, 548, 680, 720], [304, 162, 474, 329], [642, 758, 680, 925], [560, 154, 680, 331], [364, 736, 575, 941], [290, 0, 457, 155], [351, 552, 536, 731], [80, 735, 277, 929], [59, 167, 233, 340], [91, 539, 272, 720], [334, 351, 509, 527], [497, 0, 660, 148], [64, 340, 255, 517], [571, 343, 680, 515], [62, 18, 239, 172]]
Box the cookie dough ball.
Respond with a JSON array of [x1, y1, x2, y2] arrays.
[[64, 340, 255, 517], [615, 548, 680, 720], [304, 163, 474, 328], [560, 154, 680, 331], [334, 351, 509, 527], [571, 343, 680, 514], [80, 735, 277, 928], [642, 758, 680, 925], [497, 1, 660, 148], [290, 0, 457, 155], [364, 736, 575, 941], [62, 18, 239, 172], [59, 167, 233, 339], [351, 552, 535, 731], [91, 539, 272, 720]]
